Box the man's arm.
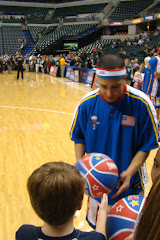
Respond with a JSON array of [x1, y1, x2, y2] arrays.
[[113, 151, 149, 198], [74, 143, 85, 162]]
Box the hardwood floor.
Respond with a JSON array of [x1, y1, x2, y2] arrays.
[[0, 71, 158, 239]]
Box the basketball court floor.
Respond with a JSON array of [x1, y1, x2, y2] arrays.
[[0, 71, 158, 239]]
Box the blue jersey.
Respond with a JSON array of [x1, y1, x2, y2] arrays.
[[70, 84, 158, 205], [143, 66, 151, 94], [145, 56, 160, 97], [16, 225, 105, 240]]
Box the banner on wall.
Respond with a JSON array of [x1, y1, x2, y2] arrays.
[[86, 69, 96, 85], [50, 66, 58, 76], [109, 22, 123, 25], [143, 15, 154, 21], [65, 66, 74, 78], [92, 74, 99, 90], [79, 68, 88, 83], [70, 70, 75, 81], [74, 70, 79, 82], [132, 18, 142, 24]]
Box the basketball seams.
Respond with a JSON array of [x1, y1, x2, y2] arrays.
[[107, 214, 136, 223], [76, 153, 119, 198], [78, 159, 90, 174], [84, 158, 118, 179], [78, 158, 111, 194], [109, 228, 134, 240], [87, 171, 111, 194]]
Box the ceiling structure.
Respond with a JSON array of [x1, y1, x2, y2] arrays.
[[0, 0, 85, 3]]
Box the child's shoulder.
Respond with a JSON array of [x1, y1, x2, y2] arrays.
[[78, 230, 105, 240], [16, 224, 38, 240]]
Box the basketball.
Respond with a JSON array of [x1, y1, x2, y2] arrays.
[[75, 153, 119, 201], [106, 195, 146, 240]]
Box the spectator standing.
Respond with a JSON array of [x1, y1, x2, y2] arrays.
[[60, 55, 66, 77], [25, 55, 30, 72], [124, 58, 133, 85], [7, 56, 12, 74]]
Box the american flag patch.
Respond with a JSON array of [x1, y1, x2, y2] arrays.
[[121, 115, 135, 126]]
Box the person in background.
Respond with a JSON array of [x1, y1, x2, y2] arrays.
[[47, 58, 51, 74], [25, 55, 30, 72], [87, 54, 94, 69], [59, 55, 66, 77], [124, 58, 133, 85], [7, 56, 12, 74], [51, 56, 56, 66], [0, 56, 3, 73], [14, 52, 24, 80]]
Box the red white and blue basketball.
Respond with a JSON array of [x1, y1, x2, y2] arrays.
[[75, 153, 119, 201], [106, 195, 146, 240]]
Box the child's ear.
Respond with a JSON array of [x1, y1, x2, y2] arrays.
[[77, 200, 83, 211]]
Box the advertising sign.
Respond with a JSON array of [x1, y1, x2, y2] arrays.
[[143, 15, 154, 21], [92, 74, 99, 90], [50, 66, 58, 76], [70, 70, 75, 81], [65, 66, 74, 78], [86, 69, 96, 85]]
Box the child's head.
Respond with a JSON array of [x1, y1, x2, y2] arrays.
[[151, 148, 160, 183], [27, 162, 84, 226]]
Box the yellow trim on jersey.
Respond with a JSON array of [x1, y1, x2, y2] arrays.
[[146, 73, 152, 95], [79, 92, 99, 106], [70, 109, 79, 139], [125, 92, 158, 142], [138, 169, 144, 190], [70, 92, 99, 139]]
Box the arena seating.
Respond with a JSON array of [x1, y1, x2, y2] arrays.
[[3, 26, 26, 55], [78, 39, 115, 55], [0, 6, 51, 20], [105, 36, 160, 63], [45, 26, 57, 35], [30, 24, 96, 54], [78, 34, 160, 64], [109, 0, 154, 21], [52, 3, 107, 19], [28, 26, 46, 42], [0, 30, 3, 55], [148, 2, 160, 15], [0, 0, 82, 2]]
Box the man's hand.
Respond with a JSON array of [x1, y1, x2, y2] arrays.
[[154, 72, 160, 78], [112, 171, 131, 198]]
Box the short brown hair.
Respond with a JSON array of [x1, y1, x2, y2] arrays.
[[98, 54, 124, 69], [27, 162, 84, 226]]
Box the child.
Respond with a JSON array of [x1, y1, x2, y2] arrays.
[[16, 162, 107, 240]]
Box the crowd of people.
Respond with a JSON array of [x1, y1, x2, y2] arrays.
[[0, 49, 102, 77], [0, 49, 150, 88]]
